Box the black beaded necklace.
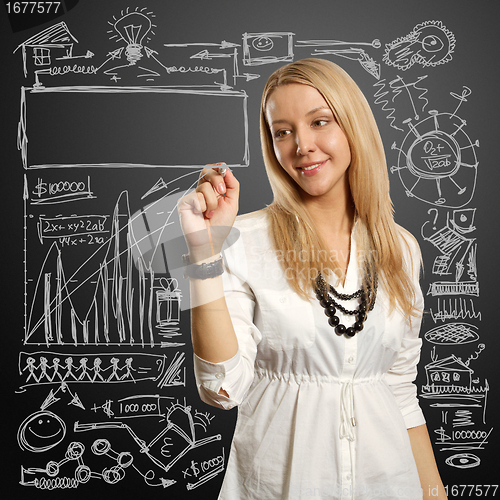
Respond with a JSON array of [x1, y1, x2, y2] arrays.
[[314, 273, 377, 337]]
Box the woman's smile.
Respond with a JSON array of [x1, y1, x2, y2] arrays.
[[297, 159, 328, 176]]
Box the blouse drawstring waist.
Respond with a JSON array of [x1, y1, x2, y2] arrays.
[[340, 380, 356, 441]]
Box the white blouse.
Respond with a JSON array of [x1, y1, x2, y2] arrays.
[[194, 211, 426, 500]]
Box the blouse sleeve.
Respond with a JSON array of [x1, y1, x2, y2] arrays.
[[193, 227, 261, 410], [385, 230, 426, 429]]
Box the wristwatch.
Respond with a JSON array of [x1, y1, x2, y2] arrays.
[[182, 254, 224, 280]]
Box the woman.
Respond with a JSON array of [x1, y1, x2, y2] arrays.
[[179, 58, 446, 500]]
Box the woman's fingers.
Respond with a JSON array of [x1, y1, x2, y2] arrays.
[[196, 181, 219, 216], [220, 168, 239, 201], [190, 163, 239, 222], [195, 164, 233, 219], [179, 165, 239, 256], [195, 192, 206, 213], [178, 191, 204, 221], [198, 165, 227, 196]]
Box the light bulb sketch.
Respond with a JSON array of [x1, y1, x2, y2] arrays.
[[108, 7, 157, 65]]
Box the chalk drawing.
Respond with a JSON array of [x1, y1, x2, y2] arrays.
[[184, 448, 225, 490], [424, 323, 479, 345], [242, 32, 294, 66], [422, 342, 491, 461], [18, 410, 66, 453], [74, 401, 222, 473], [296, 37, 381, 77], [14, 22, 86, 79], [30, 176, 95, 205], [421, 210, 476, 282], [383, 20, 455, 70], [103, 7, 158, 77], [9, 7, 490, 493], [391, 108, 479, 208], [18, 86, 250, 170], [19, 351, 186, 389], [445, 453, 481, 469], [429, 298, 481, 323], [373, 75, 429, 130], [24, 186, 191, 346]]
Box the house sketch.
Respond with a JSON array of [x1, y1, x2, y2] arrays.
[[14, 22, 80, 78], [423, 354, 473, 394]]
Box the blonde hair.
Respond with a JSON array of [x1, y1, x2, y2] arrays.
[[259, 58, 420, 318]]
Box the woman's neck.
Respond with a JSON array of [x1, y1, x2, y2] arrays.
[[299, 182, 355, 284], [300, 185, 355, 240]]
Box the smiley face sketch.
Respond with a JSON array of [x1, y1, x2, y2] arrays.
[[252, 36, 274, 51], [18, 410, 66, 452]]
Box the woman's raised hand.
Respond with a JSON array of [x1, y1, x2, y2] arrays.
[[178, 164, 239, 262]]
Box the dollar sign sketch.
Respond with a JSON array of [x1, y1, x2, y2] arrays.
[[32, 178, 47, 197], [190, 460, 200, 477]]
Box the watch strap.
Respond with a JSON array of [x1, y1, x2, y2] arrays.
[[182, 254, 224, 280]]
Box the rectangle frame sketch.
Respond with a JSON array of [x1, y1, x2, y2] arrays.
[[242, 32, 294, 66], [18, 86, 249, 170]]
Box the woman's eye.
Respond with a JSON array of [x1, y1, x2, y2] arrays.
[[313, 119, 327, 127], [274, 129, 289, 139]]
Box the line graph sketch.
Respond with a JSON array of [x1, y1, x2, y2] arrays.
[[24, 181, 197, 347]]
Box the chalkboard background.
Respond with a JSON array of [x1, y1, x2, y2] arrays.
[[2, 0, 499, 498]]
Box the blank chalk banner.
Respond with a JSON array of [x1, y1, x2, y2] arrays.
[[19, 86, 249, 169]]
